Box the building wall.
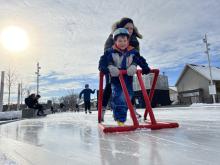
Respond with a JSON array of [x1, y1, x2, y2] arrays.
[[216, 81, 220, 94], [134, 89, 171, 108], [169, 89, 178, 102], [177, 67, 210, 98], [133, 74, 169, 91], [133, 74, 171, 107]]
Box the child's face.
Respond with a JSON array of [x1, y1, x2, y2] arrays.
[[115, 36, 129, 50]]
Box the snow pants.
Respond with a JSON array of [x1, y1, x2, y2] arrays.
[[111, 78, 133, 122]]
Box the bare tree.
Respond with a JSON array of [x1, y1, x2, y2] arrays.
[[51, 97, 59, 109], [21, 84, 33, 103], [6, 68, 17, 111], [58, 89, 78, 111]]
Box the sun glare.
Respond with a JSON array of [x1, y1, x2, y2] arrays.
[[0, 26, 29, 52]]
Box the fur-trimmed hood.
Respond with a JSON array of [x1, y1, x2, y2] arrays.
[[111, 20, 143, 39]]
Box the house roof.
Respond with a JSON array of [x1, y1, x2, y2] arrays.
[[169, 86, 177, 92], [175, 64, 220, 86]]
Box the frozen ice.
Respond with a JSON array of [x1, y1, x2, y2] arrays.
[[0, 106, 220, 165]]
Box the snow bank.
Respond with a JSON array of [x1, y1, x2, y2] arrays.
[[190, 103, 220, 107], [0, 111, 22, 120], [0, 153, 17, 165]]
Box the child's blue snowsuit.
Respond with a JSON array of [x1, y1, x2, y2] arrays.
[[102, 45, 150, 122]]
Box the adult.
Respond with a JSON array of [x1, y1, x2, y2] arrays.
[[100, 17, 143, 121], [25, 94, 45, 116], [104, 17, 142, 51]]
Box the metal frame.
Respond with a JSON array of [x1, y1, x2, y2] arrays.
[[98, 69, 179, 133]]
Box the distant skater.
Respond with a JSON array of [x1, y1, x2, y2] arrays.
[[79, 84, 96, 114]]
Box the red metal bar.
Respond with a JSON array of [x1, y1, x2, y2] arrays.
[[137, 70, 157, 124], [138, 122, 179, 130], [98, 72, 104, 123], [119, 71, 139, 127], [99, 124, 136, 133], [98, 69, 179, 133], [149, 69, 159, 101]]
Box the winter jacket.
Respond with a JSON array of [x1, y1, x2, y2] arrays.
[[25, 96, 38, 108], [100, 45, 150, 85], [79, 88, 95, 101]]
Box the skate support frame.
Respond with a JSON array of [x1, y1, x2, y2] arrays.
[[98, 69, 179, 133]]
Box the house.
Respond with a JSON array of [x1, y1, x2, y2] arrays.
[[169, 86, 178, 104], [133, 73, 171, 108], [176, 64, 220, 104]]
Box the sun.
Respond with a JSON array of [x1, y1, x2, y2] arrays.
[[0, 26, 29, 52]]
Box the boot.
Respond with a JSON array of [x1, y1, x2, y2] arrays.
[[101, 107, 106, 122], [117, 121, 124, 126]]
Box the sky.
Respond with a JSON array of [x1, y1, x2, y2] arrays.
[[0, 0, 220, 103]]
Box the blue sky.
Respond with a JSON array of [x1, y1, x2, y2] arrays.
[[0, 0, 220, 103]]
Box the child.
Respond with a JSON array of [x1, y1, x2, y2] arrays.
[[100, 28, 150, 126], [79, 84, 96, 114], [100, 18, 143, 122]]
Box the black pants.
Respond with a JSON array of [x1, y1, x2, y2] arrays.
[[102, 83, 112, 107], [33, 104, 44, 115], [84, 100, 91, 112]]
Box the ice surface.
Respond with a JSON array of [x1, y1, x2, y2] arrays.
[[0, 106, 220, 165]]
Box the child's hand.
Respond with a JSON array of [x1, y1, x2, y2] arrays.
[[108, 65, 119, 77], [127, 65, 137, 76]]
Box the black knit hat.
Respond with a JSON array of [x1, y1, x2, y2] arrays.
[[117, 17, 134, 28]]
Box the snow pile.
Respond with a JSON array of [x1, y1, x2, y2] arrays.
[[0, 111, 22, 120], [190, 103, 220, 107], [0, 153, 17, 165]]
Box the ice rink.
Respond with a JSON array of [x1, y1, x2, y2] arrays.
[[0, 105, 220, 165]]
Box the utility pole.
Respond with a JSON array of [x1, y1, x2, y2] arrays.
[[17, 83, 21, 110], [203, 34, 216, 103], [35, 62, 41, 95], [20, 82, 23, 105], [0, 71, 5, 112]]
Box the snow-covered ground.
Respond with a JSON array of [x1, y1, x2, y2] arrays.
[[0, 106, 220, 165], [0, 109, 53, 121], [190, 103, 220, 107], [0, 111, 22, 121], [0, 153, 17, 165]]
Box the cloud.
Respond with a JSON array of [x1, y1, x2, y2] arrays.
[[0, 0, 220, 103]]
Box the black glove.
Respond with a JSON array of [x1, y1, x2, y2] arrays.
[[102, 68, 109, 74], [142, 67, 151, 75]]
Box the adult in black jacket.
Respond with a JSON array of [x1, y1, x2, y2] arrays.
[[100, 17, 143, 121], [25, 94, 45, 116], [104, 17, 142, 52]]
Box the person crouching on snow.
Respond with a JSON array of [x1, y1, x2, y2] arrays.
[[101, 28, 151, 126]]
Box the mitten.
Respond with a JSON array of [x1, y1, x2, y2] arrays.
[[108, 65, 119, 77], [127, 65, 137, 76]]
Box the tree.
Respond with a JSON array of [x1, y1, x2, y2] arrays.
[[6, 68, 17, 111], [58, 89, 78, 111]]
